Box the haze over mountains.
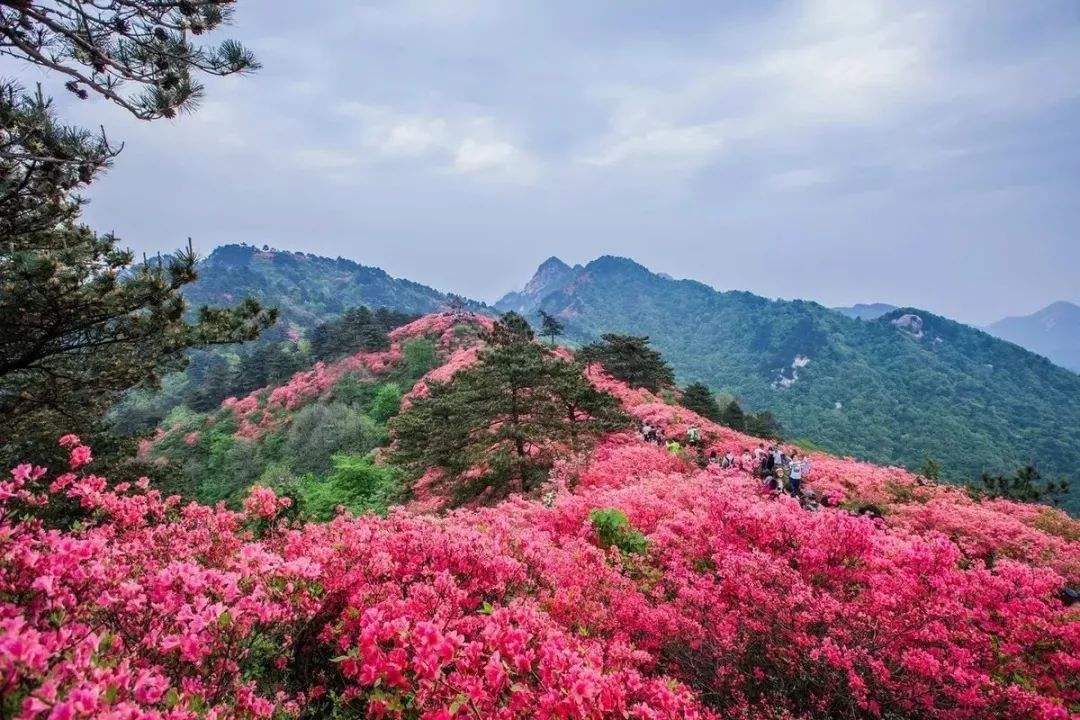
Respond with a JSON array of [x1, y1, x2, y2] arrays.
[[186, 245, 1080, 512], [987, 301, 1080, 373]]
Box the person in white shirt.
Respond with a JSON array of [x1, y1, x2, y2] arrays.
[[788, 450, 811, 496]]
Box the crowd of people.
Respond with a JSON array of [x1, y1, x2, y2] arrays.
[[638, 421, 823, 508]]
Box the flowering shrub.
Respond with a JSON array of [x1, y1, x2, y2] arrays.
[[4, 316, 1078, 720]]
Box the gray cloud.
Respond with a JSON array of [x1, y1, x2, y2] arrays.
[[3, 0, 1078, 323]]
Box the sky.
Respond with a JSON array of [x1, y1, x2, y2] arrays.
[[5, 0, 1080, 325]]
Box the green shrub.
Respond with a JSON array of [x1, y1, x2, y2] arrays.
[[369, 383, 402, 423], [589, 508, 649, 555], [299, 453, 403, 520]]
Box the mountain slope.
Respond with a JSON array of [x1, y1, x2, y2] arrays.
[[185, 243, 483, 326], [987, 301, 1080, 373], [497, 256, 1080, 511], [15, 313, 1077, 719]]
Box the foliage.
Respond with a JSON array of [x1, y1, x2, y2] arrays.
[[539, 309, 564, 346], [401, 337, 439, 378], [577, 333, 675, 392], [0, 82, 117, 242], [680, 382, 722, 422], [970, 465, 1071, 506], [589, 507, 648, 554], [392, 315, 628, 498], [0, 235, 275, 470], [311, 306, 414, 363], [297, 453, 403, 520], [182, 243, 485, 328], [137, 313, 495, 507], [0, 1, 258, 120]]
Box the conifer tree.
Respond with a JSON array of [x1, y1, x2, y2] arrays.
[[0, 6, 269, 467], [1, 1, 258, 120], [719, 400, 746, 432], [539, 310, 564, 347], [680, 382, 722, 422], [578, 334, 675, 392], [391, 314, 626, 500]]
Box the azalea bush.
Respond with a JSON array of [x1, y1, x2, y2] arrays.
[[3, 425, 1077, 719], [2, 314, 1078, 720]]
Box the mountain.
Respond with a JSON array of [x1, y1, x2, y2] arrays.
[[497, 256, 1080, 511], [494, 256, 580, 314], [986, 301, 1080, 373], [833, 303, 898, 320], [185, 243, 484, 326]]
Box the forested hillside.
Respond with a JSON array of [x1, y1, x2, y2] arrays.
[[8, 311, 1078, 720], [497, 256, 1080, 511], [184, 243, 484, 325]]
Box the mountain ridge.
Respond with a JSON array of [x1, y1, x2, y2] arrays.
[[185, 243, 489, 326], [987, 301, 1080, 373], [496, 256, 1080, 510]]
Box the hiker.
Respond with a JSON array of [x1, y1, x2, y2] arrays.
[[708, 450, 719, 465], [641, 422, 654, 442], [722, 451, 735, 469], [771, 446, 784, 470], [762, 446, 777, 477], [687, 425, 701, 447], [788, 451, 810, 496], [740, 448, 752, 470]]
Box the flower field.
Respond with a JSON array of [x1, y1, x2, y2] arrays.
[[2, 315, 1077, 719]]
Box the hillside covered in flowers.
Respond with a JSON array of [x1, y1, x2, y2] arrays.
[[3, 314, 1078, 720]]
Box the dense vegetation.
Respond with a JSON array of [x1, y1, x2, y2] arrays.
[[391, 313, 627, 500], [497, 255, 1080, 512], [2, 336, 1076, 719], [137, 327, 446, 514], [110, 305, 416, 435], [182, 243, 482, 327]]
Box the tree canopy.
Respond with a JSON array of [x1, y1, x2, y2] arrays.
[[577, 333, 675, 393], [539, 310, 564, 346], [680, 382, 722, 423], [1, 0, 258, 119], [391, 313, 627, 500]]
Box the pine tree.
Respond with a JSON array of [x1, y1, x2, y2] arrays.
[[539, 310, 565, 347], [744, 410, 783, 440], [0, 2, 258, 120], [391, 315, 626, 500], [680, 382, 721, 422], [719, 400, 746, 432], [1, 73, 274, 468], [187, 354, 234, 412], [577, 334, 675, 392]]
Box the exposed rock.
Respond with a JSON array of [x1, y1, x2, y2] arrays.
[[891, 313, 924, 339]]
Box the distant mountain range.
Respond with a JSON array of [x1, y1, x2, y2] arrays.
[[494, 256, 1080, 511], [832, 303, 898, 320], [986, 301, 1080, 373]]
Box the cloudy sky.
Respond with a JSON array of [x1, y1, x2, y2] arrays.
[[6, 0, 1080, 324]]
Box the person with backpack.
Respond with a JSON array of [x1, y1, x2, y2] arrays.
[[687, 425, 701, 447]]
